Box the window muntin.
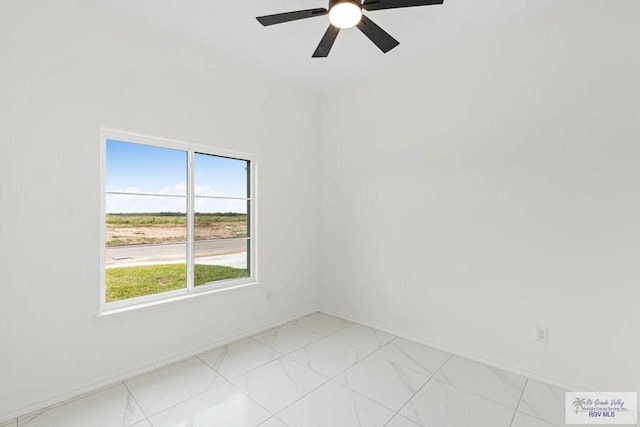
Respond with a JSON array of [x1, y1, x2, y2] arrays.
[[103, 132, 253, 309]]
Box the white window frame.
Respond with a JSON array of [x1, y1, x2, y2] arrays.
[[100, 128, 257, 314]]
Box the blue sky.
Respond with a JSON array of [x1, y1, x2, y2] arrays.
[[106, 139, 248, 214]]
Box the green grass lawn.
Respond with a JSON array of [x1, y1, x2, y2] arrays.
[[106, 264, 247, 302]]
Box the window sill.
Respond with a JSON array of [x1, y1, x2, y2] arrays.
[[96, 280, 260, 323]]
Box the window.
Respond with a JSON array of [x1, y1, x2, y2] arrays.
[[101, 130, 254, 310]]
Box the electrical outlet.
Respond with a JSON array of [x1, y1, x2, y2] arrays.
[[536, 327, 548, 343], [266, 291, 272, 302]]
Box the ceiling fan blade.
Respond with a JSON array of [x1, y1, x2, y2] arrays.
[[312, 25, 341, 57], [363, 0, 443, 11], [356, 15, 399, 53], [256, 8, 328, 26]]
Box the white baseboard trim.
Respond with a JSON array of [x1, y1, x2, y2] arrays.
[[317, 306, 591, 394], [1, 307, 317, 424]]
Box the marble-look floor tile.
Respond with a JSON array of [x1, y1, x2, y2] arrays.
[[13, 316, 621, 427], [251, 323, 322, 354], [17, 384, 145, 427], [198, 338, 280, 379], [147, 381, 271, 427], [511, 411, 598, 427], [399, 378, 515, 427], [231, 357, 327, 413], [337, 355, 430, 411], [329, 324, 395, 353], [516, 380, 613, 427], [277, 380, 394, 427], [434, 355, 526, 409], [287, 337, 368, 378], [511, 412, 555, 427], [517, 379, 567, 426], [257, 417, 287, 427], [125, 357, 225, 416], [373, 338, 451, 376], [385, 414, 421, 427], [290, 312, 351, 336]]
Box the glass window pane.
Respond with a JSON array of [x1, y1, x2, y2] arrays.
[[194, 239, 248, 287], [194, 153, 248, 198], [106, 139, 187, 195], [105, 194, 187, 302], [195, 198, 248, 241]]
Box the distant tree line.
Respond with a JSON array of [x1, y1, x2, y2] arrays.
[[107, 212, 246, 217], [106, 212, 247, 226]]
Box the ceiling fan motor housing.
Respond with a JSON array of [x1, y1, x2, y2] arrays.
[[329, 0, 362, 8]]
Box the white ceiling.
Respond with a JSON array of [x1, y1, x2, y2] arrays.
[[98, 0, 562, 93]]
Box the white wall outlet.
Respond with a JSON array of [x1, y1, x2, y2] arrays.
[[266, 291, 272, 302], [536, 327, 548, 343]]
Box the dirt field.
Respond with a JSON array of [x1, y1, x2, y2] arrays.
[[107, 222, 247, 246]]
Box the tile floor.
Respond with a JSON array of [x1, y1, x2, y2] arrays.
[[6, 312, 638, 427]]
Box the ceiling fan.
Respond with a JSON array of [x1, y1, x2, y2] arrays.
[[256, 0, 444, 57]]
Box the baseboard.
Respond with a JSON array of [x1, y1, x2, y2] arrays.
[[0, 307, 317, 424], [317, 306, 591, 394]]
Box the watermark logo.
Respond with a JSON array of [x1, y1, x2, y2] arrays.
[[566, 392, 637, 425], [573, 397, 587, 413]]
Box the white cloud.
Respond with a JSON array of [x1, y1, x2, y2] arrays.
[[105, 194, 186, 214], [158, 182, 187, 196], [106, 185, 143, 193]]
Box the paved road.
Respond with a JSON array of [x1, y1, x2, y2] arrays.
[[106, 240, 247, 268]]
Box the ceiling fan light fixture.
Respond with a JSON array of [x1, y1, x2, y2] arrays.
[[329, 1, 362, 29], [256, 0, 445, 57]]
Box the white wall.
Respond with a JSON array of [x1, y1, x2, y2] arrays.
[[319, 1, 640, 393], [0, 1, 319, 419]]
